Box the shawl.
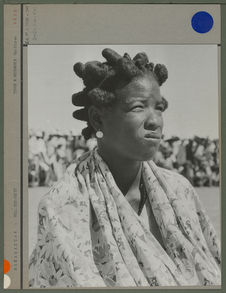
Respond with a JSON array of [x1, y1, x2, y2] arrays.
[[29, 149, 221, 288]]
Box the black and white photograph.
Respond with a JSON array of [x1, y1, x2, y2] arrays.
[[28, 44, 221, 288]]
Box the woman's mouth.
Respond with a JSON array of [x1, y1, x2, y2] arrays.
[[144, 132, 162, 140]]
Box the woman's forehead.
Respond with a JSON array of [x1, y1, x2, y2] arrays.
[[116, 74, 161, 102]]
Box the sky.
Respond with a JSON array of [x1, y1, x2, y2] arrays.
[[28, 45, 219, 139]]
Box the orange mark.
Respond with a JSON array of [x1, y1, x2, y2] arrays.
[[4, 259, 10, 274]]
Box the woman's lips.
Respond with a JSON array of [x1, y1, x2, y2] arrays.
[[144, 133, 162, 139]]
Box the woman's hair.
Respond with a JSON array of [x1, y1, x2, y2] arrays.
[[72, 48, 168, 140]]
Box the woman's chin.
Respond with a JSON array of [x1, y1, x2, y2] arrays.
[[141, 154, 156, 162], [139, 149, 158, 161]]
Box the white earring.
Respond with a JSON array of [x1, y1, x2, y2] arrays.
[[96, 130, 103, 138]]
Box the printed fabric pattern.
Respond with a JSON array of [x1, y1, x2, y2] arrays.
[[29, 149, 221, 288]]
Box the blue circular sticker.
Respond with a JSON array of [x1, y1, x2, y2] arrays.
[[191, 11, 214, 34]]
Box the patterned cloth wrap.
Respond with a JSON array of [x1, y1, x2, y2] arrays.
[[29, 148, 221, 288]]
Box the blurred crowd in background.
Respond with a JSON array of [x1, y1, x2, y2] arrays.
[[28, 129, 220, 188]]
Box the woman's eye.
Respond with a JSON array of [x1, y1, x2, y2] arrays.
[[130, 105, 144, 111]]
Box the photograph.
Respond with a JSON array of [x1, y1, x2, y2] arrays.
[[27, 44, 221, 288]]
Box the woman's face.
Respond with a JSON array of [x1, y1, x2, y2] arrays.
[[100, 73, 165, 161]]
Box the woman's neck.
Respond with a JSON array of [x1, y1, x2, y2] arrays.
[[97, 146, 141, 195]]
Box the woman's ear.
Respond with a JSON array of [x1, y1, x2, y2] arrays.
[[88, 105, 103, 132]]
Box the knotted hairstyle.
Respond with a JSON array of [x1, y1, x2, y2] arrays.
[[72, 48, 168, 140]]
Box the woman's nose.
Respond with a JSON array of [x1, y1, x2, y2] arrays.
[[144, 109, 162, 131]]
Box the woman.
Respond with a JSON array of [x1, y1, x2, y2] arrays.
[[29, 48, 221, 288]]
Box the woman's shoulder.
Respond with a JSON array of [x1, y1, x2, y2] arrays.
[[155, 165, 196, 201], [38, 162, 79, 210], [157, 165, 191, 185], [39, 151, 93, 210], [37, 160, 91, 236]]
